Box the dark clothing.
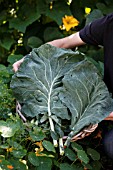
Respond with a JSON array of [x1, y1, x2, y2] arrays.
[[79, 13, 113, 94], [80, 13, 113, 160], [103, 128, 113, 159]]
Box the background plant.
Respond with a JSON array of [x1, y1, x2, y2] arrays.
[[0, 0, 113, 169]]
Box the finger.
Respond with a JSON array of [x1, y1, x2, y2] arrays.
[[13, 64, 18, 72]]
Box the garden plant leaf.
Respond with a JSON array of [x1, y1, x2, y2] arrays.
[[10, 44, 113, 148]]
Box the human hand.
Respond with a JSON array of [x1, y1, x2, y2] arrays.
[[13, 58, 24, 72]]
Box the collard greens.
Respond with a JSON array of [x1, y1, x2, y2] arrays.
[[11, 44, 113, 146]]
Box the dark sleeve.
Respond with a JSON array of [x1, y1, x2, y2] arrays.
[[79, 13, 113, 46]]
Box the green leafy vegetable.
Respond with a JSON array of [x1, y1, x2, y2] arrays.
[[0, 119, 20, 138], [10, 44, 113, 152]]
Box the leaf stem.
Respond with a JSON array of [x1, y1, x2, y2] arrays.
[[49, 117, 58, 147], [59, 138, 64, 155], [48, 80, 58, 147], [64, 131, 73, 147]]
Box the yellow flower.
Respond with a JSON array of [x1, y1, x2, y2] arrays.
[[35, 148, 46, 157], [62, 15, 79, 31], [6, 147, 13, 152], [34, 141, 44, 151], [7, 165, 14, 169], [85, 7, 91, 14], [34, 141, 45, 156]]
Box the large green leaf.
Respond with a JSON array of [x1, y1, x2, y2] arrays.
[[10, 44, 113, 146], [10, 44, 81, 120], [59, 59, 113, 145]]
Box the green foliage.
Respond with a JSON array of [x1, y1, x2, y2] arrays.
[[10, 45, 113, 150], [0, 0, 113, 169], [0, 0, 111, 64], [0, 71, 15, 119], [0, 113, 103, 169], [0, 60, 15, 111]]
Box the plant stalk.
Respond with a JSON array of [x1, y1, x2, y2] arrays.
[[59, 138, 64, 155], [48, 80, 58, 147]]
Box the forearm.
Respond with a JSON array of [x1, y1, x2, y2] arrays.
[[48, 32, 86, 49]]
